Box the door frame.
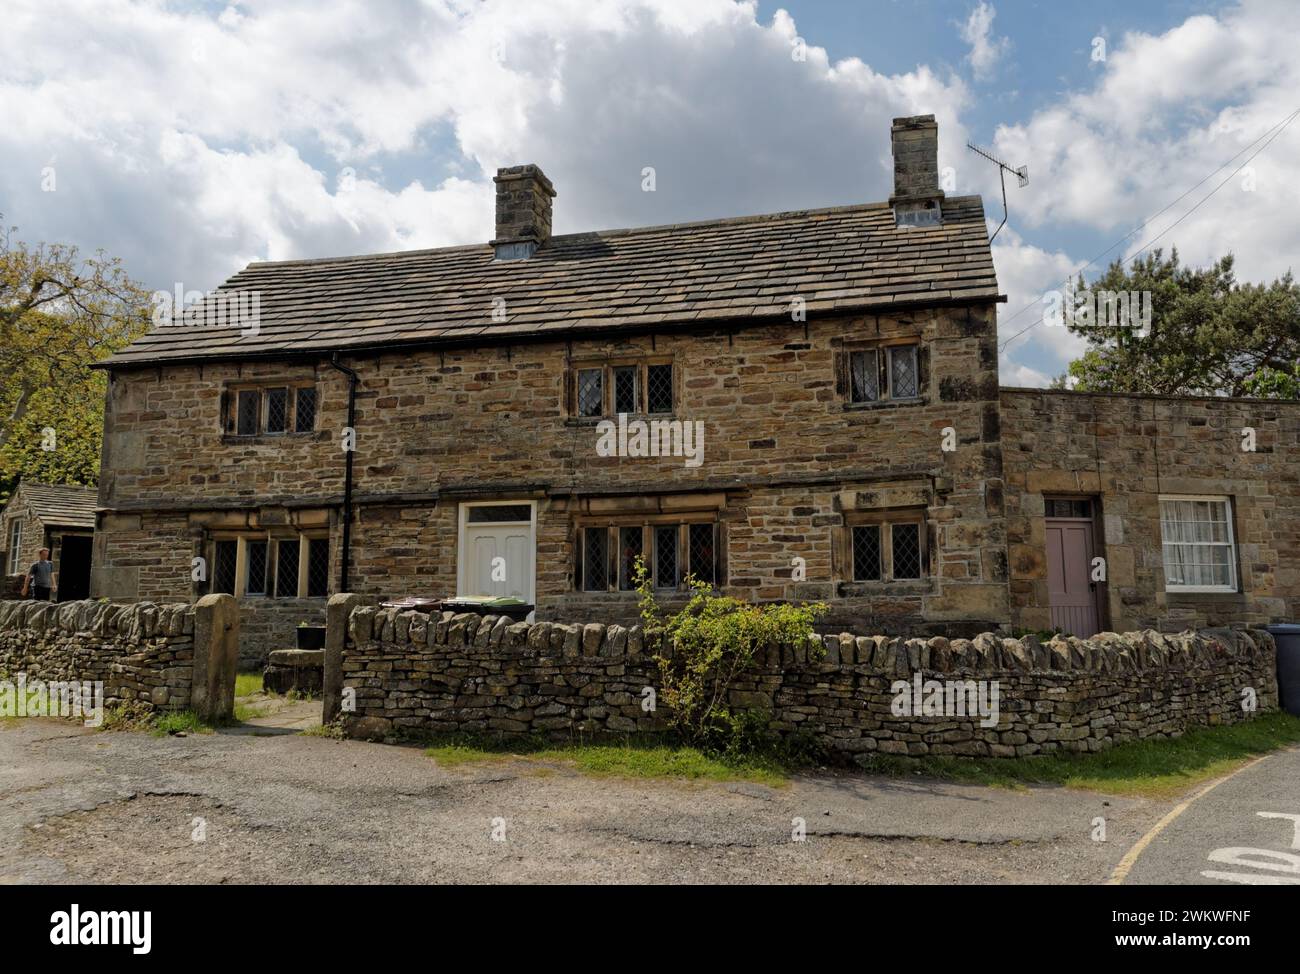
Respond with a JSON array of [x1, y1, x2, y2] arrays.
[[456, 500, 537, 603], [1043, 494, 1109, 635], [55, 532, 93, 602]]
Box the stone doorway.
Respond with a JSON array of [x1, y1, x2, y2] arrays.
[[55, 534, 92, 602], [1044, 496, 1103, 638]]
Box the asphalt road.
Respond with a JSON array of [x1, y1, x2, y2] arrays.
[[1119, 746, 1300, 886], [0, 715, 1161, 884], [7, 714, 1297, 885]]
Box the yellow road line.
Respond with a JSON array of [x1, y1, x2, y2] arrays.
[[1107, 754, 1273, 885]]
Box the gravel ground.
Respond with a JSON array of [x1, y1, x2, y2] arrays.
[[0, 716, 1164, 884]]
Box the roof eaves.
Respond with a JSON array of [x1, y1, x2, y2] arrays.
[[96, 291, 1006, 371]]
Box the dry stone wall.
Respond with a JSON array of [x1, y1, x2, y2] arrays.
[[0, 599, 195, 712], [335, 598, 1279, 758], [0, 595, 239, 721]]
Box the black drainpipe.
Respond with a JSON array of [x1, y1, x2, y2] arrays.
[[327, 353, 359, 593]]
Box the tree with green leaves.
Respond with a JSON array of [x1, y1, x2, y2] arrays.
[[1063, 249, 1300, 398], [0, 219, 150, 502]]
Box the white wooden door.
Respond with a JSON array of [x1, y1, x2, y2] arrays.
[[457, 504, 535, 602]]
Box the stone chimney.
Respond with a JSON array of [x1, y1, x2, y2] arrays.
[[889, 115, 944, 227], [492, 164, 556, 259]]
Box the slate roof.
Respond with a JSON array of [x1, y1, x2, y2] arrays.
[[15, 483, 98, 529], [105, 195, 1001, 368]]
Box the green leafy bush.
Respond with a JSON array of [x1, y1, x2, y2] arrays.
[[635, 558, 826, 753]]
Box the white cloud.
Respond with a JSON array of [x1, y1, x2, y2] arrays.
[[2, 0, 1298, 393], [960, 2, 1010, 81], [975, 0, 1300, 384], [1000, 358, 1053, 388], [991, 0, 1300, 282], [991, 227, 1089, 375], [0, 0, 970, 291]]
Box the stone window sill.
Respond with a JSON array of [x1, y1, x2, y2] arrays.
[[221, 431, 319, 445], [842, 397, 927, 412], [564, 415, 679, 427], [572, 588, 706, 598], [1165, 591, 1247, 605], [837, 579, 933, 597]]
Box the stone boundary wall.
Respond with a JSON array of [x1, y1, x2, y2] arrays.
[[0, 595, 239, 721], [330, 596, 1279, 758]]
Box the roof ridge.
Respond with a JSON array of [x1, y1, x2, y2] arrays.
[[238, 196, 987, 272]]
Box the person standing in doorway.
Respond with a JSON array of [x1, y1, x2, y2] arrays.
[[20, 547, 55, 601]]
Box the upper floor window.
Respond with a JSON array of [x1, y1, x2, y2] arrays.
[[576, 518, 717, 592], [1159, 496, 1237, 593], [845, 343, 921, 405], [572, 361, 673, 418], [226, 382, 317, 436], [847, 511, 926, 582]]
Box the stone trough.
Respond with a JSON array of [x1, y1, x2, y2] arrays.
[[264, 648, 324, 695]]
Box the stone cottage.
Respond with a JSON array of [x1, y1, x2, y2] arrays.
[[90, 115, 1300, 664], [0, 481, 97, 601]]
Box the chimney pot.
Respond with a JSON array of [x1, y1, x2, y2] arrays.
[[889, 115, 943, 227], [492, 164, 555, 259]]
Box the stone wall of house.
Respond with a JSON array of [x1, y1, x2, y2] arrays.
[[1002, 389, 1300, 633], [0, 599, 196, 712], [95, 305, 1007, 634], [0, 488, 47, 594], [335, 602, 1278, 758]]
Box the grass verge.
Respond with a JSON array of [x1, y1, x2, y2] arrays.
[[99, 702, 218, 736], [234, 672, 263, 697], [854, 712, 1300, 799], [150, 710, 212, 736], [423, 733, 792, 786]]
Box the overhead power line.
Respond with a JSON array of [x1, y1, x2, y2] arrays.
[[998, 106, 1300, 353]]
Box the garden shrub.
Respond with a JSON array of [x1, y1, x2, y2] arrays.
[[635, 558, 827, 753]]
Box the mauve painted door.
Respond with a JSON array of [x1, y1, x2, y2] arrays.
[[1045, 519, 1101, 638]]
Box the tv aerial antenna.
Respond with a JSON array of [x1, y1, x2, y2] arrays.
[[966, 142, 1028, 244]]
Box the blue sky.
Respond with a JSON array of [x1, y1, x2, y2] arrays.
[[3, 0, 1296, 385]]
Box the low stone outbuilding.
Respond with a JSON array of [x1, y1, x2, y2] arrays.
[[0, 481, 97, 601]]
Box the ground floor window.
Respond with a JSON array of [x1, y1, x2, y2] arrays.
[[1159, 495, 1237, 592], [576, 519, 718, 592], [847, 511, 926, 582], [208, 533, 330, 598], [212, 539, 238, 594], [7, 518, 24, 574]]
